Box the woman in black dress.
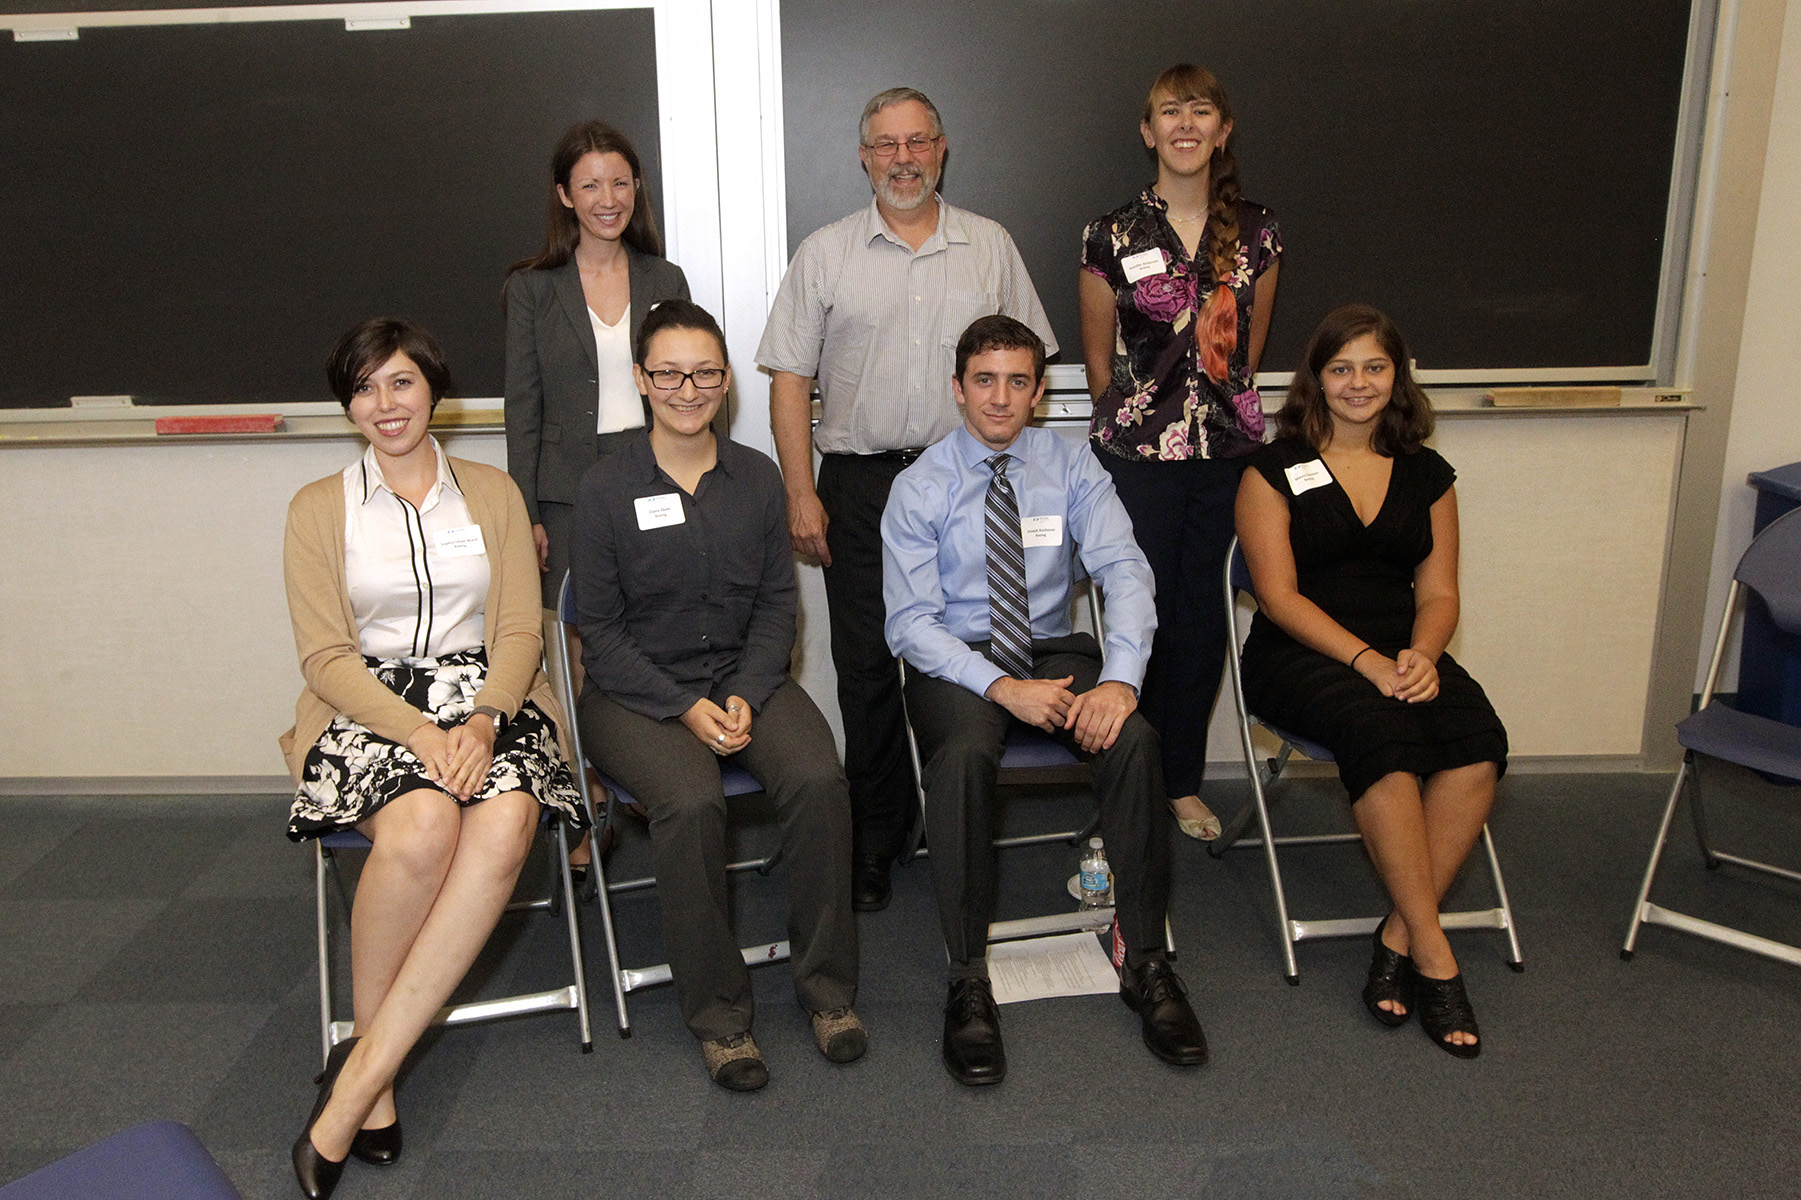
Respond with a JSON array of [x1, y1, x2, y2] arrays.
[[1234, 304, 1506, 1058]]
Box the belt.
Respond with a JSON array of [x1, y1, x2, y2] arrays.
[[830, 448, 928, 466]]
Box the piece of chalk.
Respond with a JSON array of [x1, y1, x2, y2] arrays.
[[154, 414, 285, 434]]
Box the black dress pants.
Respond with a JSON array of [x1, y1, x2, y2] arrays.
[[816, 452, 920, 862], [577, 679, 858, 1041], [903, 634, 1171, 979], [1097, 451, 1246, 799]]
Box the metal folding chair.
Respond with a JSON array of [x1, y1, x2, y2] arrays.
[[551, 573, 789, 1038], [899, 580, 1174, 952], [1623, 506, 1801, 967], [314, 605, 597, 1064], [1213, 537, 1523, 984]]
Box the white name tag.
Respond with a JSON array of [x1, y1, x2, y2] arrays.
[[433, 524, 486, 557], [634, 493, 686, 530], [1020, 515, 1063, 548], [1284, 459, 1334, 495], [1120, 247, 1168, 284]]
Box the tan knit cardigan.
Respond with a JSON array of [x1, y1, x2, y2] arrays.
[[278, 454, 569, 783]]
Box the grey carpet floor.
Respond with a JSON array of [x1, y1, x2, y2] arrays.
[[2, 767, 1799, 1198]]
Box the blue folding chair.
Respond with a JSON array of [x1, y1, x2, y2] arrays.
[[552, 574, 788, 1037], [1623, 506, 1801, 967], [1215, 537, 1522, 984], [313, 602, 597, 1063]]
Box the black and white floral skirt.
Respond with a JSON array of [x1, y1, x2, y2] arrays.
[[288, 647, 587, 841]]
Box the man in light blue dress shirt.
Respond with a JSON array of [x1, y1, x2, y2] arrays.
[[882, 316, 1208, 1086]]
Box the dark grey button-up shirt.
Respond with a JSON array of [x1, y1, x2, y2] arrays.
[[571, 431, 796, 721]]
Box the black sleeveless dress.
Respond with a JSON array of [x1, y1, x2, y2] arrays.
[[1240, 437, 1507, 801]]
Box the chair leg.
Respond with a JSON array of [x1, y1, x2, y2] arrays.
[[551, 818, 595, 1053], [1623, 757, 1691, 960], [315, 842, 335, 1069], [1479, 825, 1525, 971], [584, 840, 632, 1038], [1249, 761, 1300, 985], [1687, 755, 1720, 869]]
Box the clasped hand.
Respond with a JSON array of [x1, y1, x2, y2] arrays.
[[1354, 647, 1440, 703], [984, 676, 1138, 753], [682, 695, 753, 756], [405, 712, 497, 801]]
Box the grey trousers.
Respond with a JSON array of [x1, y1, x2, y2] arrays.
[[903, 634, 1170, 980], [577, 678, 858, 1040]]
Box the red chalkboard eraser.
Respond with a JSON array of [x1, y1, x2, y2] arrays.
[[154, 414, 285, 434]]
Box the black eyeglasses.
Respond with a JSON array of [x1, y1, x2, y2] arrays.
[[862, 135, 941, 158], [646, 367, 727, 391]]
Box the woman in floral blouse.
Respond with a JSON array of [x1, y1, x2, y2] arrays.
[[1079, 63, 1282, 839]]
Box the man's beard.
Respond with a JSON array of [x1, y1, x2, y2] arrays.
[[874, 160, 940, 211]]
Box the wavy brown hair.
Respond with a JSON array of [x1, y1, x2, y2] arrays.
[[506, 120, 662, 283], [1145, 64, 1243, 381], [1277, 304, 1434, 454]]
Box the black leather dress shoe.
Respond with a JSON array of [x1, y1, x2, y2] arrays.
[[292, 1037, 357, 1200], [350, 1120, 402, 1166], [942, 978, 1006, 1085], [1120, 960, 1209, 1066], [851, 855, 892, 912]]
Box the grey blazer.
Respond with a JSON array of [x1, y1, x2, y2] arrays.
[[503, 248, 690, 522]]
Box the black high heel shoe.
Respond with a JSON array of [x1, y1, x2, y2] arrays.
[[1362, 915, 1413, 1028], [349, 1120, 402, 1166], [1411, 968, 1481, 1059], [292, 1036, 358, 1199]]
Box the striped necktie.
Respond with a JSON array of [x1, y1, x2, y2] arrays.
[[984, 453, 1033, 680]]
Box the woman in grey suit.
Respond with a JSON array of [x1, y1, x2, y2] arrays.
[[505, 120, 690, 606]]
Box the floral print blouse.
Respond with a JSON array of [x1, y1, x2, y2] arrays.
[[1081, 189, 1282, 461]]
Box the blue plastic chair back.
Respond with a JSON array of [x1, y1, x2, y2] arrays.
[[1735, 506, 1801, 637]]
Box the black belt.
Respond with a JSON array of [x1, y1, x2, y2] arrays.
[[828, 448, 928, 466]]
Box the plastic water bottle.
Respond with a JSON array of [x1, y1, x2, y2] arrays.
[[1079, 837, 1113, 908]]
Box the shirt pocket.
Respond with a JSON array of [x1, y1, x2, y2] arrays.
[[941, 289, 1000, 348]]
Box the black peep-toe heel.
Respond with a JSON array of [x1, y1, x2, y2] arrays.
[[1411, 968, 1482, 1059], [1362, 915, 1413, 1028]]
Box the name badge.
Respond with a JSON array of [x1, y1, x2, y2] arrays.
[[1284, 460, 1334, 496], [1020, 515, 1063, 548], [433, 524, 486, 557], [634, 493, 686, 530], [1120, 247, 1168, 284]]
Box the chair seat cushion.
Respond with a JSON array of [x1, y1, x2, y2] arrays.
[[0, 1121, 242, 1199], [1678, 702, 1801, 783], [1256, 720, 1337, 765], [1000, 725, 1081, 770]]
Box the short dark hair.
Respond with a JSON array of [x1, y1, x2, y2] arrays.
[[1276, 304, 1434, 454], [325, 317, 452, 409], [953, 315, 1045, 383], [634, 298, 728, 367]]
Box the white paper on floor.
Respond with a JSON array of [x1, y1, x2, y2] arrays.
[[986, 930, 1118, 1004]]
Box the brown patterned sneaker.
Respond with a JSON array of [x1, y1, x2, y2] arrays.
[[701, 1032, 769, 1091], [809, 1006, 868, 1063]]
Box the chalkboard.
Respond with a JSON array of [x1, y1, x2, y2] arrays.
[[780, 0, 1697, 378], [0, 5, 659, 407]]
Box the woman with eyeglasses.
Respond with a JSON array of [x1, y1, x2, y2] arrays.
[[569, 299, 863, 1092], [1079, 63, 1282, 842], [504, 119, 690, 607]]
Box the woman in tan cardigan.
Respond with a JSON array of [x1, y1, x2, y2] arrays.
[[281, 318, 584, 1200]]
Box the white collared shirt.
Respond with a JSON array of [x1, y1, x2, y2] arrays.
[[342, 438, 489, 660], [755, 197, 1058, 454]]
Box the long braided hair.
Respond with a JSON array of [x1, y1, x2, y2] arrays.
[[1144, 64, 1242, 382]]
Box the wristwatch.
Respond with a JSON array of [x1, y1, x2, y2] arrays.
[[471, 705, 506, 732]]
